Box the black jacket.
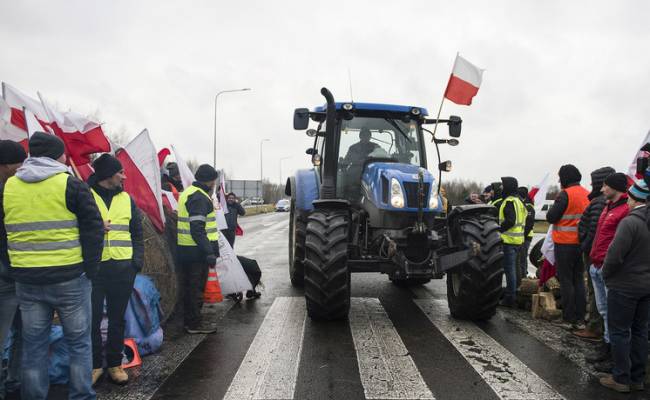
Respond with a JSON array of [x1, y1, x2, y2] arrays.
[[0, 172, 104, 285], [603, 206, 650, 294], [177, 182, 220, 264], [524, 202, 536, 239], [90, 178, 145, 272], [223, 201, 246, 233], [578, 194, 607, 253]]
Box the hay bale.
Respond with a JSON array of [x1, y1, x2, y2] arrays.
[[518, 278, 540, 296], [140, 212, 178, 322]]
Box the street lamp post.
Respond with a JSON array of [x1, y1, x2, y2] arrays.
[[213, 88, 251, 168], [260, 139, 270, 182], [279, 156, 291, 184]]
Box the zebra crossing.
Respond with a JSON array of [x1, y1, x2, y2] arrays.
[[220, 295, 600, 400]]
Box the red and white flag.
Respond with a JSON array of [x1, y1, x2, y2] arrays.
[[0, 96, 29, 150], [38, 93, 111, 165], [528, 172, 551, 208], [117, 130, 165, 232], [628, 130, 650, 179], [171, 144, 196, 190], [444, 54, 484, 106]]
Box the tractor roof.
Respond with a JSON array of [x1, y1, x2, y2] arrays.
[[313, 102, 429, 116]]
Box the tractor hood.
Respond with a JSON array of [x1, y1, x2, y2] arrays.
[[361, 162, 441, 212]]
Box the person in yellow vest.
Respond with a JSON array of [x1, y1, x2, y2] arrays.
[[0, 132, 104, 400], [177, 164, 220, 334], [516, 186, 536, 285], [88, 154, 144, 386], [498, 177, 527, 307], [546, 164, 590, 329]]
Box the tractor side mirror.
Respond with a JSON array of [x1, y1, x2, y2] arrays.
[[448, 115, 462, 138], [439, 160, 452, 172], [294, 108, 310, 130]]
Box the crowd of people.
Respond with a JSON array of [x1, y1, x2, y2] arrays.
[[465, 163, 650, 394], [0, 133, 259, 399]]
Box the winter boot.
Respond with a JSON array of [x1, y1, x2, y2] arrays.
[[246, 290, 261, 300], [108, 366, 129, 385], [599, 374, 630, 393], [92, 368, 104, 386], [586, 342, 610, 364]]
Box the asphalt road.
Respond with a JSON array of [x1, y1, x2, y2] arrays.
[[51, 211, 650, 399]]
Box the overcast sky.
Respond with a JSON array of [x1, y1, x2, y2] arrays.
[[1, 0, 649, 188]]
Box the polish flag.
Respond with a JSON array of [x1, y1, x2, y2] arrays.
[[162, 190, 178, 211], [38, 93, 111, 165], [528, 172, 551, 208], [117, 130, 165, 232], [444, 54, 484, 106], [0, 96, 29, 150], [628, 130, 650, 179], [171, 145, 195, 190], [158, 148, 171, 167]]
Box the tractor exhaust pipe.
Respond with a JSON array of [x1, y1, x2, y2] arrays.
[[320, 87, 337, 199]]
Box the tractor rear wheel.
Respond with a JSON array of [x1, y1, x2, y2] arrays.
[[304, 208, 350, 321], [289, 198, 307, 287], [446, 214, 503, 321]]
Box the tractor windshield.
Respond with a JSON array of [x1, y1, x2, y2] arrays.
[[339, 117, 422, 167]]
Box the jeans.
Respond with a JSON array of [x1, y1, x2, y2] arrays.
[[91, 262, 136, 369], [502, 244, 520, 303], [17, 275, 95, 400], [0, 280, 18, 399], [608, 289, 650, 385], [589, 265, 608, 342], [554, 244, 586, 323], [182, 261, 209, 328], [517, 239, 531, 285]]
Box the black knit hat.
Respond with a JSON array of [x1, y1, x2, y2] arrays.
[[603, 172, 629, 193], [29, 132, 65, 160], [591, 166, 615, 187], [517, 186, 529, 199], [559, 164, 582, 187], [195, 164, 218, 182], [0, 140, 27, 164], [92, 153, 123, 182]]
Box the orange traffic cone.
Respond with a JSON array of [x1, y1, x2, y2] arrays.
[[122, 338, 142, 369], [204, 267, 223, 303]]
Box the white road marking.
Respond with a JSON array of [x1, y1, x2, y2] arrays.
[[349, 298, 435, 400], [415, 299, 564, 400], [223, 296, 306, 400]]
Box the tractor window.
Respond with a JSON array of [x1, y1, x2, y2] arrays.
[[339, 117, 422, 167]]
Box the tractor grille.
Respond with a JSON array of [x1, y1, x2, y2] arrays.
[[403, 182, 429, 208]]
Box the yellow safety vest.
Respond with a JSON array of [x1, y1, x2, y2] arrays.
[[499, 196, 527, 245], [91, 189, 133, 261], [177, 185, 219, 246], [3, 173, 83, 268], [489, 198, 503, 209]]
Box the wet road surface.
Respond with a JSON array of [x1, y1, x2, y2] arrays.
[[51, 212, 650, 399]]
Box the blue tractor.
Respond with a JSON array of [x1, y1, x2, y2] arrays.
[[287, 88, 503, 321]]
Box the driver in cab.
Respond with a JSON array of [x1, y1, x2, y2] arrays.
[[342, 127, 379, 165]]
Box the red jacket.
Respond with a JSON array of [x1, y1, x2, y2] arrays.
[[590, 195, 629, 267]]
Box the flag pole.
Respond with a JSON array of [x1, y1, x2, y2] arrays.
[[431, 53, 458, 142]]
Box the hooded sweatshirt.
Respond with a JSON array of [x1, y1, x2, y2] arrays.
[[603, 205, 650, 294], [499, 177, 519, 233], [0, 157, 104, 285]]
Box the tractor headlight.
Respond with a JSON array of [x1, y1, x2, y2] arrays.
[[390, 178, 405, 208], [429, 186, 440, 209]]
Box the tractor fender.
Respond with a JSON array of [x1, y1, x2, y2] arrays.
[[287, 168, 320, 212]]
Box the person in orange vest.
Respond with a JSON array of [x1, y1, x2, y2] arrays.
[[546, 164, 590, 329]]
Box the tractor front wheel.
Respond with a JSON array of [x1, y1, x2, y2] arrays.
[[446, 214, 503, 321], [304, 208, 350, 321], [289, 198, 307, 287]]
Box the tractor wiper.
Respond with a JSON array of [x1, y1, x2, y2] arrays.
[[384, 118, 411, 142]]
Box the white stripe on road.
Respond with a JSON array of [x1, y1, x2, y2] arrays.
[[224, 297, 306, 400], [415, 299, 564, 400], [349, 298, 435, 400]]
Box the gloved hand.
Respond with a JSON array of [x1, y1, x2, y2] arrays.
[[206, 254, 217, 266]]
